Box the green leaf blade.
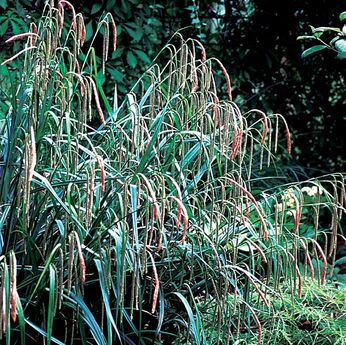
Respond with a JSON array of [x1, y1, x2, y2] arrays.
[[301, 45, 327, 58]]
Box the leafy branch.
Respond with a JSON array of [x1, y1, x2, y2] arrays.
[[298, 11, 346, 59]]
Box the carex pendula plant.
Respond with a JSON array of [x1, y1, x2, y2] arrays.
[[0, 1, 345, 344]]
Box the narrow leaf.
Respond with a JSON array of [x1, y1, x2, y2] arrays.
[[25, 319, 64, 345], [173, 292, 201, 345], [95, 259, 122, 343], [63, 292, 107, 345], [47, 265, 56, 345]]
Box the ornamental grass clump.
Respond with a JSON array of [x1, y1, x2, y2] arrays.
[[0, 1, 345, 344]]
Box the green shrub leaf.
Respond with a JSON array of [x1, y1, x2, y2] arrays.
[[91, 3, 102, 15], [335, 39, 346, 59], [339, 11, 346, 21], [126, 50, 137, 68], [133, 49, 151, 64], [301, 45, 327, 58], [0, 0, 7, 9], [125, 25, 143, 42]]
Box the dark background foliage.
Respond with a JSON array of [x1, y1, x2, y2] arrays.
[[1, 0, 345, 174]]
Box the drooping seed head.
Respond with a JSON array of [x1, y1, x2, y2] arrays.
[[107, 13, 117, 52], [1, 46, 36, 66], [87, 77, 105, 125], [5, 32, 40, 44], [96, 155, 106, 193], [59, 0, 77, 30], [10, 253, 17, 322]]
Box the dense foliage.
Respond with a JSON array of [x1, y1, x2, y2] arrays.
[[1, 1, 345, 174], [0, 1, 345, 344], [77, 0, 346, 174]]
